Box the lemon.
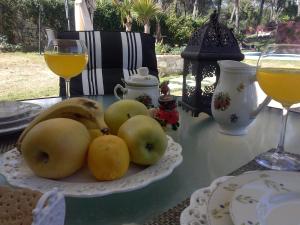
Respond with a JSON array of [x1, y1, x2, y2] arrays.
[[88, 135, 130, 181]]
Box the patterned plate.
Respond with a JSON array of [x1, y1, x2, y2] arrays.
[[206, 171, 274, 225], [0, 135, 182, 198], [230, 171, 300, 225], [180, 176, 232, 225]]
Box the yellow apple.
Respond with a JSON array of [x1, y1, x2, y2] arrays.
[[21, 118, 91, 179], [104, 99, 149, 134], [118, 115, 167, 165]]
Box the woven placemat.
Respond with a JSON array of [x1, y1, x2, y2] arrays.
[[144, 159, 268, 225]]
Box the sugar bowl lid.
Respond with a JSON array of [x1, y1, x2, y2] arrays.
[[125, 67, 159, 87]]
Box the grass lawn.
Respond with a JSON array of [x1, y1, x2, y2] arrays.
[[0, 52, 59, 101], [0, 52, 261, 101]]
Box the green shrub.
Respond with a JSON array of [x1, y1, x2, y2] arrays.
[[155, 42, 171, 54], [94, 2, 122, 31], [160, 13, 207, 46], [155, 42, 185, 55]]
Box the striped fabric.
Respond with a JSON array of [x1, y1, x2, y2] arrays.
[[57, 31, 158, 96]]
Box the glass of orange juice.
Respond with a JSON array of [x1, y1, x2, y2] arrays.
[[255, 44, 300, 170], [44, 39, 88, 98]]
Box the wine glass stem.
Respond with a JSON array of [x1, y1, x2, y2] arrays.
[[65, 79, 71, 99], [276, 107, 289, 153]]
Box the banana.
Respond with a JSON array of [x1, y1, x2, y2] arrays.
[[17, 97, 109, 152]]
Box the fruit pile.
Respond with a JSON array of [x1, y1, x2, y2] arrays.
[[17, 98, 167, 181]]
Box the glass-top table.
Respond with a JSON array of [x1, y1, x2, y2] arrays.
[[1, 95, 300, 225]]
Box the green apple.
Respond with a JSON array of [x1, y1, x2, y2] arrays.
[[104, 99, 149, 134], [21, 118, 91, 179], [118, 115, 167, 165]]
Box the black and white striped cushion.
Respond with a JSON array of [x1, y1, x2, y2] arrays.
[[57, 31, 158, 96]]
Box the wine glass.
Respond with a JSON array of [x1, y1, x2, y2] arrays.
[[44, 39, 88, 98], [255, 44, 300, 170]]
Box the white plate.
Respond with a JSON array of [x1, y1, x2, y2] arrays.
[[257, 192, 300, 225], [0, 122, 29, 136], [206, 171, 274, 225], [0, 108, 41, 128], [0, 101, 41, 121], [0, 135, 182, 197], [230, 171, 300, 225], [180, 176, 232, 225]]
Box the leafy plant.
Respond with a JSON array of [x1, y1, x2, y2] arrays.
[[162, 13, 206, 46], [112, 0, 133, 31], [94, 2, 122, 31], [132, 0, 160, 33]]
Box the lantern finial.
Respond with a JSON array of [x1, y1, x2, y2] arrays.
[[210, 10, 219, 24]]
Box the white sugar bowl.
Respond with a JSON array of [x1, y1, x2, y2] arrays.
[[114, 67, 160, 107]]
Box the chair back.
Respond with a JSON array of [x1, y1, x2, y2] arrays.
[[57, 31, 158, 96]]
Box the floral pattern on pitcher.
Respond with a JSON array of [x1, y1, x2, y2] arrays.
[[236, 82, 245, 92], [230, 114, 238, 123], [213, 92, 231, 111]]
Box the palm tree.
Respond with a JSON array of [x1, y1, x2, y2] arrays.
[[132, 0, 160, 34], [113, 0, 133, 32]]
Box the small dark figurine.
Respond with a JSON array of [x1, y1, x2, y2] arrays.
[[153, 81, 179, 130], [160, 81, 170, 96]]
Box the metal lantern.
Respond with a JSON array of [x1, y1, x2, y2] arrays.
[[180, 11, 244, 116]]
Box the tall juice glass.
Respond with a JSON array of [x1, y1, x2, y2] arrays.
[[44, 39, 88, 98], [255, 44, 300, 170]]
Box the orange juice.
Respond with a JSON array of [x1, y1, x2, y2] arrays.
[[44, 53, 88, 79], [257, 68, 300, 106]]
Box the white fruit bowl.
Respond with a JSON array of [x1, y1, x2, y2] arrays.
[[0, 135, 182, 197]]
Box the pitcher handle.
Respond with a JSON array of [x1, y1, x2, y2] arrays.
[[114, 84, 126, 100], [251, 96, 272, 118], [249, 74, 272, 118]]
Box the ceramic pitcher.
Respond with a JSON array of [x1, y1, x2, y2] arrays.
[[211, 60, 271, 136]]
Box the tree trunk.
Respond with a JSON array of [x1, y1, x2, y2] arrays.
[[125, 23, 132, 32], [155, 20, 162, 43], [217, 0, 222, 14], [230, 6, 235, 23], [125, 15, 132, 32], [144, 23, 151, 34], [0, 5, 3, 34], [257, 0, 265, 26], [174, 0, 178, 15], [298, 0, 300, 16], [270, 0, 276, 21], [234, 0, 239, 31], [192, 0, 198, 19]]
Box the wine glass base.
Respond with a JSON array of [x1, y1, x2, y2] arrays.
[[255, 150, 300, 171]]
